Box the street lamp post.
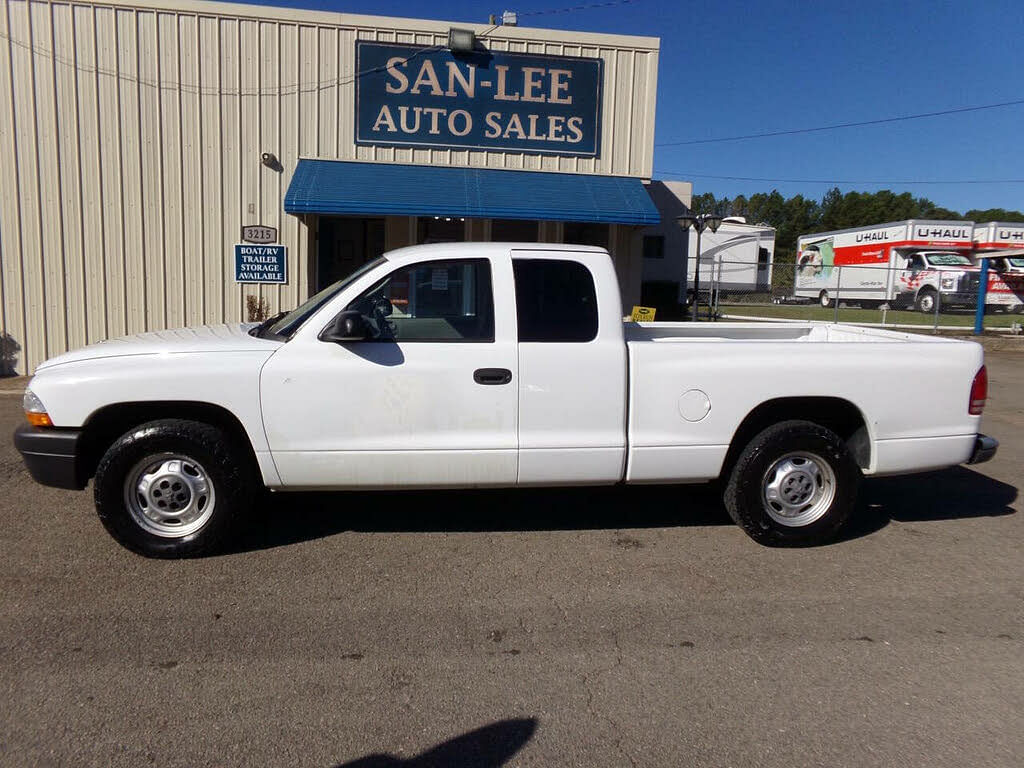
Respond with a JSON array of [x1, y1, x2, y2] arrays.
[[677, 213, 723, 321]]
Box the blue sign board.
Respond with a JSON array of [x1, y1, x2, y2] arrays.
[[355, 41, 602, 157], [235, 244, 287, 283]]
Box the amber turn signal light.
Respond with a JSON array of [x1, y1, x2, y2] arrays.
[[26, 411, 53, 427]]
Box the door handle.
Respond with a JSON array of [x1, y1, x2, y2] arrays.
[[473, 368, 512, 385]]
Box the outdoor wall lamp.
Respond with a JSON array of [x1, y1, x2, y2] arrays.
[[677, 214, 724, 320], [261, 152, 283, 172], [448, 28, 476, 54]]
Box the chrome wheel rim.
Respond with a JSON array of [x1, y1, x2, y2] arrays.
[[124, 453, 216, 538], [761, 452, 836, 527], [819, 291, 830, 307]]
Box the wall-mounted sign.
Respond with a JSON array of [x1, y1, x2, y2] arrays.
[[355, 41, 602, 157], [235, 244, 287, 283], [241, 225, 278, 244]]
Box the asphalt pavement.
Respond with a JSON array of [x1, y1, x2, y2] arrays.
[[1, 352, 1022, 767]]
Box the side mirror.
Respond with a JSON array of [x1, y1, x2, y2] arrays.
[[319, 310, 370, 343]]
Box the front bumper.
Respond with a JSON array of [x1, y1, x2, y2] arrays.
[[967, 434, 999, 465], [13, 424, 87, 490]]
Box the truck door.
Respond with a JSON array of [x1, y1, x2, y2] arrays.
[[259, 254, 519, 488], [511, 251, 627, 485]]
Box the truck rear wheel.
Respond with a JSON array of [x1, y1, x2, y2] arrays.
[[94, 419, 253, 557], [818, 290, 832, 308], [723, 420, 860, 546]]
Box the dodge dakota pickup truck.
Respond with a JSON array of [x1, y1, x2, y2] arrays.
[[15, 243, 997, 557]]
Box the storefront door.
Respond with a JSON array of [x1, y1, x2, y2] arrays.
[[317, 217, 385, 290]]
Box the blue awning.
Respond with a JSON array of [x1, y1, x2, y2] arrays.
[[284, 159, 661, 226]]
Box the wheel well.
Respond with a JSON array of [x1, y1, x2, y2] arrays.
[[78, 401, 258, 483], [720, 397, 870, 479]]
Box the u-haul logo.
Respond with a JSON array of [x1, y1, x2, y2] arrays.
[[855, 231, 890, 242], [914, 226, 970, 240], [997, 229, 1024, 242]]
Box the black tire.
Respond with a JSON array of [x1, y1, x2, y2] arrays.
[[94, 419, 255, 557], [723, 420, 860, 547], [915, 288, 938, 314], [819, 290, 832, 309]]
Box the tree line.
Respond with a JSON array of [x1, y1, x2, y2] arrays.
[[689, 187, 1024, 260]]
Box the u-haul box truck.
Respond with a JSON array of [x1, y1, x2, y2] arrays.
[[795, 220, 977, 313], [973, 222, 1024, 313]]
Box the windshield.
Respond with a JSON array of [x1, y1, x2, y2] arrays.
[[923, 253, 972, 266], [1008, 258, 1024, 268], [265, 257, 387, 338]]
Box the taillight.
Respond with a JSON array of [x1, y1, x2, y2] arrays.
[[969, 365, 987, 415]]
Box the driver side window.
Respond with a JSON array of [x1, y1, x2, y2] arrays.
[[345, 259, 495, 342]]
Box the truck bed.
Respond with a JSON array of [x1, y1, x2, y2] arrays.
[[623, 321, 984, 483]]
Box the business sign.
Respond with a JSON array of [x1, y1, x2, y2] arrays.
[[355, 41, 602, 157], [235, 244, 287, 283], [241, 225, 278, 244]]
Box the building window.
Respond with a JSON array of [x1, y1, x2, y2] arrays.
[[491, 219, 538, 242], [417, 217, 465, 244], [643, 235, 665, 259], [563, 222, 608, 249], [512, 259, 598, 342]]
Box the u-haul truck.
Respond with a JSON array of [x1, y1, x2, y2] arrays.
[[795, 220, 978, 312], [973, 222, 1024, 313]]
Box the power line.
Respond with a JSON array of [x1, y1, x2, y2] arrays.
[[656, 171, 1024, 185], [656, 98, 1024, 147], [518, 0, 643, 17], [0, 22, 502, 96]]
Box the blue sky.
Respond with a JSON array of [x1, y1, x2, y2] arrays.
[[254, 0, 1024, 213]]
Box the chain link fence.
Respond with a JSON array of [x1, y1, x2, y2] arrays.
[[688, 259, 1024, 333]]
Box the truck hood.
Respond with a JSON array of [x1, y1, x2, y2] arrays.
[[35, 323, 281, 370]]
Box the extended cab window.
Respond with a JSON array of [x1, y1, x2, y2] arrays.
[[513, 259, 598, 342], [345, 259, 494, 342]]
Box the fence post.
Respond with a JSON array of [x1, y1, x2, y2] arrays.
[[974, 258, 990, 335], [933, 288, 940, 332], [833, 266, 841, 324]]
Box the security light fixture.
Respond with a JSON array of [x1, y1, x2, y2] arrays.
[[260, 152, 283, 172], [448, 27, 476, 54]]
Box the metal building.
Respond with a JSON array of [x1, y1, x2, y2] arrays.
[[0, 0, 663, 374]]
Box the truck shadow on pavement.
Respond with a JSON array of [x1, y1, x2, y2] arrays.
[[233, 467, 1016, 553], [332, 717, 536, 768]]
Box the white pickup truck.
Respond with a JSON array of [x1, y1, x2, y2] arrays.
[[15, 243, 997, 557]]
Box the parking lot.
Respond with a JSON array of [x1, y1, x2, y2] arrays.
[[1, 350, 1021, 768]]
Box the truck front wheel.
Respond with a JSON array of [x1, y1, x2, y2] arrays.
[[723, 420, 860, 546], [916, 288, 938, 314], [94, 419, 253, 557]]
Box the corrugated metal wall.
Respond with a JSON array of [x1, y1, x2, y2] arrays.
[[0, 0, 659, 374]]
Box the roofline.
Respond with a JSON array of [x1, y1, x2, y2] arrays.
[[90, 0, 661, 50], [798, 219, 975, 240]]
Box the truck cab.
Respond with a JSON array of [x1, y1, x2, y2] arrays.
[[899, 250, 980, 312]]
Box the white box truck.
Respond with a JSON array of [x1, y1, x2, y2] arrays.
[[973, 222, 1024, 313], [795, 220, 978, 312]]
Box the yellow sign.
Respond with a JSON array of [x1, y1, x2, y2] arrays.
[[630, 305, 657, 322]]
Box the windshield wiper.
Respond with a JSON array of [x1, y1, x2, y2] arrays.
[[249, 310, 288, 338]]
